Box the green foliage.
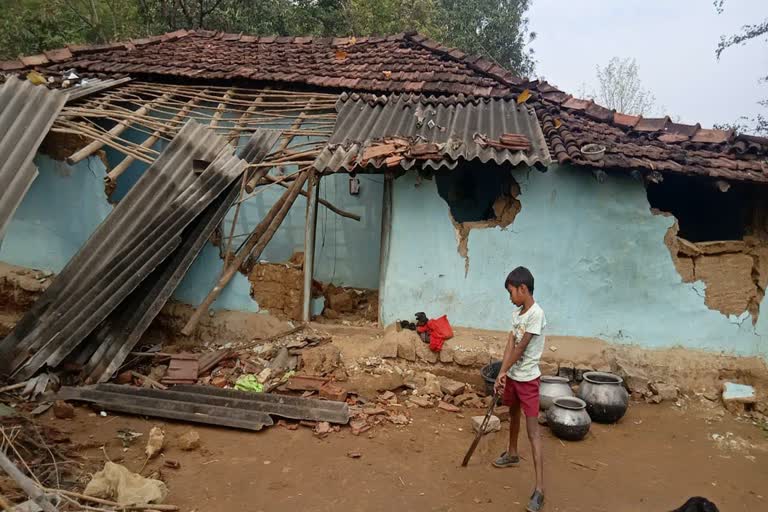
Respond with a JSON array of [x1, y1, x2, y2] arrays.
[[0, 0, 536, 77]]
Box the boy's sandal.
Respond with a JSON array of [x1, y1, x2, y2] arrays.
[[526, 490, 545, 512], [492, 452, 520, 468]]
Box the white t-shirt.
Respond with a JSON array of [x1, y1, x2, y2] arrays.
[[506, 302, 546, 382]]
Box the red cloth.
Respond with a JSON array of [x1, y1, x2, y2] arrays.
[[502, 377, 541, 417], [416, 315, 454, 352]]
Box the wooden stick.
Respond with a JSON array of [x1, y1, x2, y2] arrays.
[[67, 93, 172, 164], [181, 171, 310, 335], [261, 175, 361, 221], [210, 89, 234, 129], [245, 99, 314, 193], [227, 93, 265, 146], [43, 488, 179, 511], [302, 170, 319, 322], [129, 371, 168, 390], [0, 382, 27, 393], [107, 89, 209, 182], [0, 451, 58, 512]]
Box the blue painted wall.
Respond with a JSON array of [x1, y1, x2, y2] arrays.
[[0, 155, 112, 271], [381, 165, 767, 358]]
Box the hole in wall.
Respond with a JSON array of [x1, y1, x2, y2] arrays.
[[652, 176, 768, 322], [435, 162, 521, 274]]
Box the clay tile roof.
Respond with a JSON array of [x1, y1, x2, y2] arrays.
[[4, 29, 767, 184]]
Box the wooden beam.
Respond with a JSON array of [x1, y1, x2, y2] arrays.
[[66, 92, 172, 164], [105, 89, 209, 184], [0, 451, 58, 512], [210, 89, 235, 129], [378, 172, 394, 326], [302, 170, 320, 322], [227, 92, 265, 147], [181, 171, 310, 335], [260, 174, 361, 221]]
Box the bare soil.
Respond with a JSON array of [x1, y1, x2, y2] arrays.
[[42, 388, 768, 512]]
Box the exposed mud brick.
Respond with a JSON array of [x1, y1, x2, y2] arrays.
[[453, 350, 477, 366], [422, 372, 443, 396], [319, 382, 348, 402], [675, 257, 695, 283], [178, 430, 200, 451], [471, 414, 501, 433], [695, 253, 757, 316], [696, 240, 748, 255], [752, 246, 768, 291], [376, 337, 399, 359], [454, 393, 478, 406], [249, 261, 303, 320], [649, 382, 678, 402], [415, 340, 438, 363], [439, 343, 454, 363], [53, 401, 75, 419], [439, 377, 466, 396], [437, 401, 461, 413], [301, 344, 342, 376], [539, 361, 558, 376]]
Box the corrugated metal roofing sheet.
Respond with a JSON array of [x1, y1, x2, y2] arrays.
[[72, 128, 282, 384], [0, 77, 67, 240], [0, 120, 248, 382], [314, 93, 551, 173]]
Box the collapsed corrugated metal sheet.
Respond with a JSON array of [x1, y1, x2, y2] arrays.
[[54, 383, 350, 431], [66, 77, 133, 102], [0, 120, 248, 382], [314, 93, 551, 173], [70, 128, 282, 384], [0, 77, 67, 240]]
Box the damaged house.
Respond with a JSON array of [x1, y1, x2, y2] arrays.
[[0, 30, 766, 383]]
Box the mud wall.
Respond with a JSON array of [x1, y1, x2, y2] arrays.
[[380, 164, 768, 359]]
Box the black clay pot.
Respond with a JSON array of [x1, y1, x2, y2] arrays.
[[577, 371, 629, 424], [546, 397, 591, 441]]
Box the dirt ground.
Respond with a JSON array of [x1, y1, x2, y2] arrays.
[[43, 388, 767, 512]]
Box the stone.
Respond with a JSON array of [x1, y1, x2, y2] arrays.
[[388, 413, 409, 425], [319, 382, 348, 402], [422, 373, 443, 396], [466, 397, 485, 408], [439, 377, 466, 396], [256, 368, 272, 384], [314, 421, 332, 435], [377, 337, 399, 359], [397, 335, 417, 361], [53, 401, 75, 419], [145, 427, 164, 459], [301, 344, 342, 376], [453, 350, 476, 366], [178, 430, 201, 451], [415, 341, 438, 364], [324, 308, 340, 320], [363, 405, 387, 416], [646, 394, 663, 404], [613, 358, 649, 394], [649, 382, 678, 402], [437, 402, 461, 413], [471, 415, 501, 434], [439, 344, 454, 363], [379, 391, 396, 401], [454, 393, 479, 406], [722, 382, 756, 414], [408, 397, 432, 408]]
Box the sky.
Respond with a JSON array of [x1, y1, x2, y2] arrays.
[[527, 0, 767, 128]]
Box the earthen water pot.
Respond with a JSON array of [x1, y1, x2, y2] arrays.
[[577, 371, 629, 423], [546, 397, 591, 441], [539, 375, 574, 410]]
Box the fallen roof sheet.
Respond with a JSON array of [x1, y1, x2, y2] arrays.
[[0, 120, 247, 382], [54, 384, 350, 431], [69, 129, 281, 384], [314, 93, 551, 173], [0, 77, 67, 240], [66, 76, 133, 102]]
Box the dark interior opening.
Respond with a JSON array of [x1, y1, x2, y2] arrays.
[[435, 162, 515, 223], [646, 175, 756, 242]]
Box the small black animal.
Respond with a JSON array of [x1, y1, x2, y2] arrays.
[[671, 497, 719, 512]]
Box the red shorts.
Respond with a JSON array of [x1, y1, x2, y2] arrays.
[[502, 376, 540, 417]]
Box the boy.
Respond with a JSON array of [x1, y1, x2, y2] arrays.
[[493, 266, 546, 512]]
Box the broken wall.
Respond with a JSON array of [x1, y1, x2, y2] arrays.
[[380, 164, 768, 359]]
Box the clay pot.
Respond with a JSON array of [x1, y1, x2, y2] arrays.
[[539, 376, 574, 410], [577, 371, 629, 424], [546, 397, 591, 441]]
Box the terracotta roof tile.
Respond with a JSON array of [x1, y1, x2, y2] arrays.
[[634, 117, 670, 132], [562, 97, 592, 110], [20, 54, 49, 67], [691, 128, 732, 144], [613, 112, 641, 128]]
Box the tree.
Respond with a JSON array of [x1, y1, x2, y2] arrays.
[[586, 57, 655, 115], [714, 1, 768, 135]]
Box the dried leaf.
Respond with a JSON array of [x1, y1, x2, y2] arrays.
[[554, 118, 562, 129], [349, 36, 357, 45], [335, 49, 348, 61], [516, 89, 532, 104], [382, 70, 392, 80], [26, 70, 47, 86]]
